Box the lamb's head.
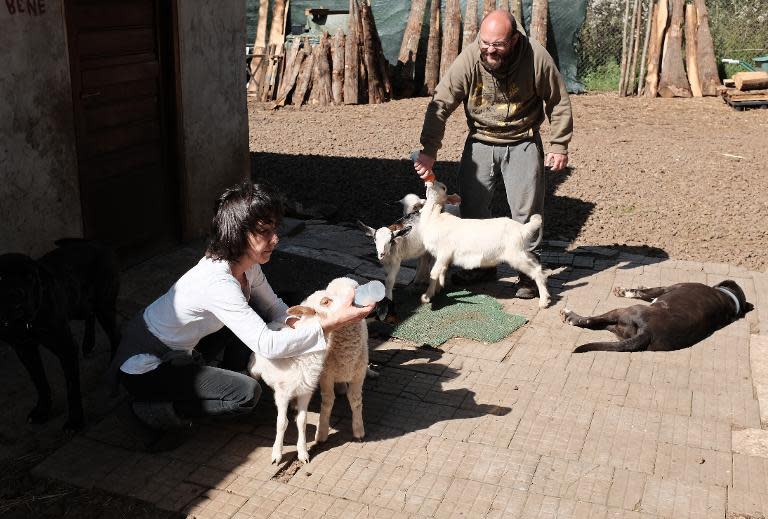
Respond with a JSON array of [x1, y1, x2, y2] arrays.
[[424, 180, 448, 206], [291, 277, 359, 322], [357, 221, 413, 261]]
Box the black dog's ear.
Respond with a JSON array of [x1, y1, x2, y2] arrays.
[[357, 221, 375, 238], [393, 226, 412, 239]]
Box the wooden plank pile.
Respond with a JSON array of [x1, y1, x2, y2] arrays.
[[248, 0, 391, 107], [718, 71, 768, 110], [619, 0, 720, 97]]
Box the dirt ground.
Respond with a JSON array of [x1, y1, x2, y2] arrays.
[[250, 93, 768, 272]]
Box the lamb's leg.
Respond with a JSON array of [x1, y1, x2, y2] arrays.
[[509, 252, 550, 308], [346, 372, 366, 440], [315, 373, 335, 443], [421, 257, 449, 303], [272, 392, 291, 464], [295, 393, 312, 463]]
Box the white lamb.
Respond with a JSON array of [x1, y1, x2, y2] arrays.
[[247, 277, 368, 464], [418, 180, 551, 308]]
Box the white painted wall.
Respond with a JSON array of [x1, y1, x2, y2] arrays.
[[0, 0, 83, 256]]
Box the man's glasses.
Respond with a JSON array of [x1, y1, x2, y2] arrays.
[[479, 39, 511, 50]]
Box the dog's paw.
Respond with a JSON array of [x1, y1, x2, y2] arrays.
[[560, 308, 573, 324], [613, 287, 630, 297]]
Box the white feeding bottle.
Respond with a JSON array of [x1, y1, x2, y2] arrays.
[[354, 280, 386, 306]]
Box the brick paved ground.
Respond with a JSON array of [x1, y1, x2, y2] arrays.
[[17, 221, 768, 518]]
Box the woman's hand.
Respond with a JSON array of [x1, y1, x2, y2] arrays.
[[319, 290, 375, 334]]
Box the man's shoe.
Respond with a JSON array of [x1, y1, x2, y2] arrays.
[[514, 273, 539, 299], [451, 267, 497, 286]]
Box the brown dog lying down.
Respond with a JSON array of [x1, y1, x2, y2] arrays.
[[561, 280, 751, 353]]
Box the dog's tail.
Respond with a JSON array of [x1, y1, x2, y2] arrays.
[[572, 331, 651, 353], [523, 214, 543, 252]]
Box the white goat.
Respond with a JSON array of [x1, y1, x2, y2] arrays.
[[247, 277, 368, 464], [357, 193, 461, 304], [418, 181, 551, 308]]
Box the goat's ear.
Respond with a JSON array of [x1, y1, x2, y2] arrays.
[[287, 305, 316, 317], [394, 226, 412, 238], [357, 220, 375, 237], [446, 193, 462, 205]]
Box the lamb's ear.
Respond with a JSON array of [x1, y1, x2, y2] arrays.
[[287, 305, 316, 317], [357, 220, 375, 238], [393, 226, 412, 238], [446, 193, 462, 205]]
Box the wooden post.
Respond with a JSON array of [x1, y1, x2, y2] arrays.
[[657, 0, 691, 97], [344, 0, 360, 104], [684, 2, 702, 97], [274, 39, 307, 107], [356, 0, 368, 100], [636, 0, 654, 95], [693, 0, 719, 96], [268, 0, 288, 54], [644, 0, 667, 97], [310, 33, 333, 106], [482, 0, 495, 20], [498, 0, 509, 11], [247, 0, 270, 94], [529, 0, 548, 46], [626, 0, 643, 95], [424, 0, 441, 95], [363, 0, 392, 99], [331, 28, 345, 104], [440, 0, 462, 79], [511, 0, 522, 25], [360, 1, 385, 103], [293, 45, 315, 106], [618, 0, 632, 96], [398, 0, 427, 75], [275, 39, 302, 102], [463, 0, 479, 48]]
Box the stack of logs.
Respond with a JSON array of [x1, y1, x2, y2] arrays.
[[620, 0, 720, 97], [398, 0, 530, 96], [248, 0, 391, 107]]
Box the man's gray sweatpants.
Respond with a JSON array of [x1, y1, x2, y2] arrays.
[[457, 134, 545, 224]]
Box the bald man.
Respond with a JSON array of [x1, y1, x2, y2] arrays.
[[413, 10, 572, 297]]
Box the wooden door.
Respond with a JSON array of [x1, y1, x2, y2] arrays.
[[65, 0, 179, 261]]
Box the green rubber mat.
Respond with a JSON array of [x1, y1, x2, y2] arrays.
[[390, 289, 528, 347]]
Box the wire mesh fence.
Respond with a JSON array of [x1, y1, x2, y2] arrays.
[[576, 0, 768, 92]]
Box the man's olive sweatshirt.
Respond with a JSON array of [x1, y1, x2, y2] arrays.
[[420, 35, 573, 158]]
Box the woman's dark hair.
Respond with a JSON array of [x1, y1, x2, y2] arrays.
[[206, 181, 284, 261]]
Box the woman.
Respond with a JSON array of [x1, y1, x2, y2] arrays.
[[111, 181, 373, 448]]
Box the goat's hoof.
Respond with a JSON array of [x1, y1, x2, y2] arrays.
[[297, 451, 310, 464], [314, 432, 328, 444], [420, 294, 431, 304], [539, 298, 551, 309], [271, 449, 282, 464]]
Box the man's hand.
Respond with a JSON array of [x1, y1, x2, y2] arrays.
[[545, 153, 568, 172], [413, 151, 436, 181]]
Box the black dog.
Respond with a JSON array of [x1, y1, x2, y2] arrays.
[[561, 280, 751, 353], [0, 239, 120, 430]]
